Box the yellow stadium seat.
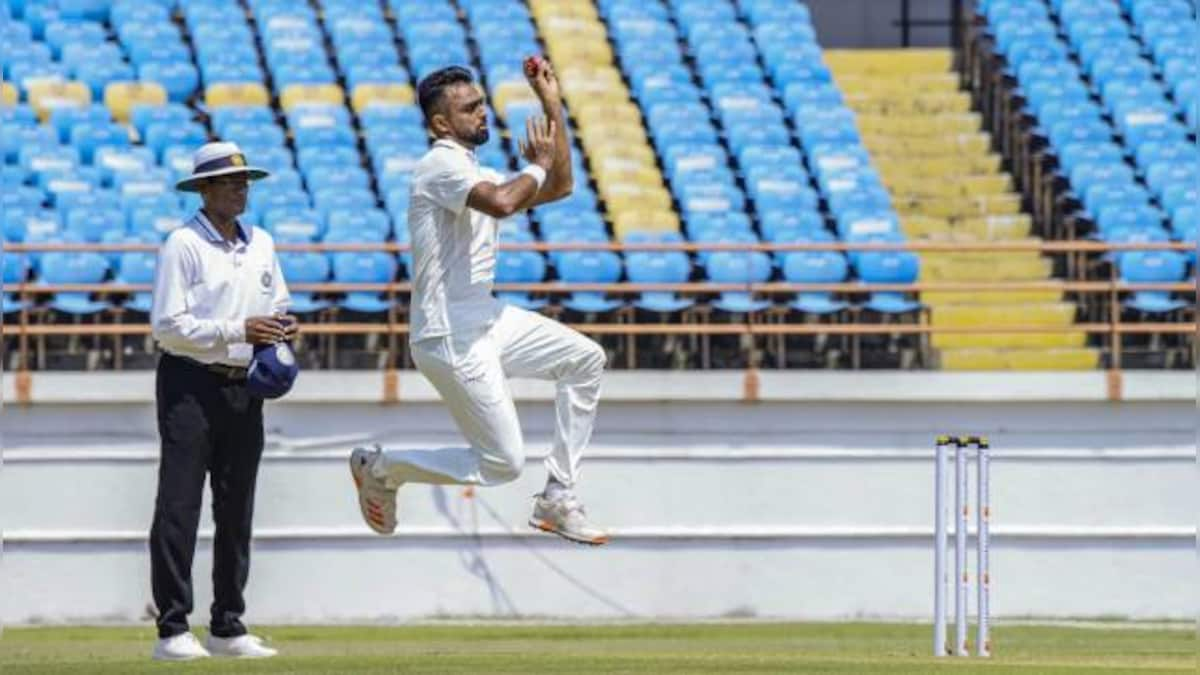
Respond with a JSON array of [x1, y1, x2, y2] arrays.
[[26, 80, 91, 121], [587, 143, 657, 171], [920, 252, 1051, 282], [604, 185, 673, 214], [206, 82, 270, 108], [961, 174, 1012, 196], [573, 101, 641, 129], [1004, 348, 1099, 370], [544, 29, 610, 51], [491, 80, 538, 113], [546, 42, 614, 68], [579, 122, 647, 148], [900, 216, 953, 239], [529, 0, 599, 21], [851, 93, 972, 116], [611, 209, 680, 239], [826, 48, 953, 75], [932, 332, 1087, 350], [931, 303, 1076, 328], [103, 81, 167, 123], [592, 164, 661, 190], [564, 90, 629, 112], [938, 348, 1009, 370], [280, 83, 343, 111], [351, 83, 413, 112], [959, 215, 1032, 240], [1, 81, 17, 106], [923, 289, 1063, 307]]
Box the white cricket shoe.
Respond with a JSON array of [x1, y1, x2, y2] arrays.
[[529, 492, 610, 546], [205, 634, 278, 659], [350, 445, 398, 534], [152, 632, 210, 661]]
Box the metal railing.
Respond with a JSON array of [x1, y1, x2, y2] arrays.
[[2, 240, 1194, 372]]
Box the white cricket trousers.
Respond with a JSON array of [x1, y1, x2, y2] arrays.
[[373, 304, 606, 488]]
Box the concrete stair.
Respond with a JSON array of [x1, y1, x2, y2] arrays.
[[828, 49, 1098, 371]]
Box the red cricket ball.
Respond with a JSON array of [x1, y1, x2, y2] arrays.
[[523, 55, 541, 77]]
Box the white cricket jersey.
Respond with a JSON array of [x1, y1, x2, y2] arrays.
[[150, 210, 290, 366], [407, 138, 507, 342]]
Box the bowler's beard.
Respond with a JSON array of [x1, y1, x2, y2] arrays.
[[469, 128, 489, 145]]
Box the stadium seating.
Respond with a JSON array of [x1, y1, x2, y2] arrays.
[[969, 0, 1197, 367], [3, 0, 1189, 371], [826, 48, 1098, 370]]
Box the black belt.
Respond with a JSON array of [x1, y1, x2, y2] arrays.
[[172, 354, 248, 380]]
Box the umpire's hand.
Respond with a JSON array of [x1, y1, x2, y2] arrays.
[[279, 314, 300, 340], [245, 316, 287, 344]]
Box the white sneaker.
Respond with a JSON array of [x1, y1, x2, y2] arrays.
[[350, 445, 398, 534], [205, 634, 278, 659], [529, 492, 610, 546], [152, 632, 210, 661]]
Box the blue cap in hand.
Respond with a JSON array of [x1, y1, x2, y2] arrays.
[[246, 342, 299, 399]]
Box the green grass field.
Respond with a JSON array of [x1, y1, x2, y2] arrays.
[[0, 622, 1193, 673]]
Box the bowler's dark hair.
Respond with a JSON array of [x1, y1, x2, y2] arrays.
[[417, 66, 475, 124]]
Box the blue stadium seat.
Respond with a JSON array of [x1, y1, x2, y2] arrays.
[[543, 229, 609, 269], [114, 244, 159, 313], [70, 123, 131, 164], [784, 250, 849, 315], [20, 144, 81, 179], [1094, 203, 1164, 238], [1119, 250, 1189, 313], [144, 121, 208, 160], [494, 244, 548, 311], [538, 211, 608, 238], [297, 146, 359, 175], [625, 248, 694, 313], [2, 252, 31, 314], [278, 251, 332, 314], [4, 207, 59, 243], [40, 251, 111, 315], [130, 103, 193, 139], [262, 207, 324, 242], [66, 207, 125, 242], [313, 190, 377, 225], [139, 60, 200, 102], [44, 20, 108, 59], [293, 125, 357, 150], [704, 250, 773, 313], [760, 210, 826, 241], [687, 211, 754, 240], [326, 209, 392, 242], [558, 251, 624, 314], [0, 104, 39, 128], [2, 124, 58, 164], [855, 251, 921, 314], [331, 251, 397, 314], [49, 104, 112, 143]]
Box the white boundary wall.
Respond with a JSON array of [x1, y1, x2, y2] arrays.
[[2, 371, 1195, 624]]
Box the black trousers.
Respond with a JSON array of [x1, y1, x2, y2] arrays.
[[150, 353, 265, 639]]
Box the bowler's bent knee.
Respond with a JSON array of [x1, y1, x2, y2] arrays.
[[481, 439, 525, 485]]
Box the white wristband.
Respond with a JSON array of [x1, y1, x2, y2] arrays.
[[521, 164, 547, 190]]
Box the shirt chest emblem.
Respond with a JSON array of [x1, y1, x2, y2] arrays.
[[261, 270, 273, 289]]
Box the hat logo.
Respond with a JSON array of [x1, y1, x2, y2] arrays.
[[230, 154, 245, 166], [261, 271, 272, 288], [275, 342, 295, 366]]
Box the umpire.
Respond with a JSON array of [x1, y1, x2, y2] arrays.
[[147, 141, 296, 661]]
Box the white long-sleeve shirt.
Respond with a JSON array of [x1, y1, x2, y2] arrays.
[[150, 210, 290, 367]]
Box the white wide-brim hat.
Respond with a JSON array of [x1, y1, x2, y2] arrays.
[[175, 141, 270, 192]]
